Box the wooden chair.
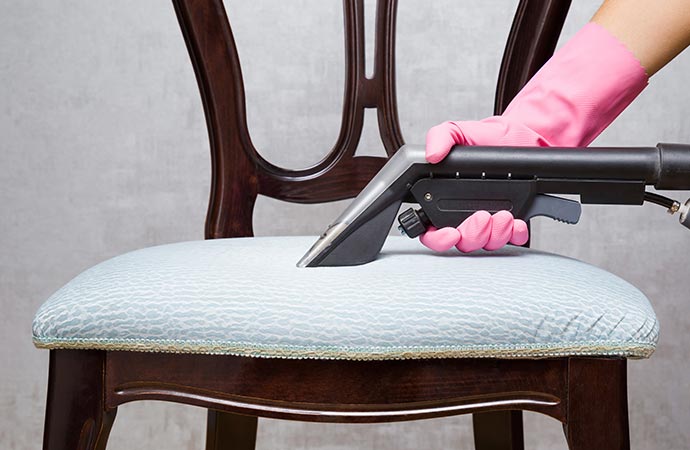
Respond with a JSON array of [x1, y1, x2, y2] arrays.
[[36, 1, 643, 449]]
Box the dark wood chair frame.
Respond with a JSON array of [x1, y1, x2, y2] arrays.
[[41, 1, 632, 449]]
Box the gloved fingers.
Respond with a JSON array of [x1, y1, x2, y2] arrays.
[[510, 219, 529, 246], [419, 226, 461, 252], [425, 121, 466, 163], [420, 213, 529, 253], [455, 210, 492, 253], [484, 210, 515, 251]]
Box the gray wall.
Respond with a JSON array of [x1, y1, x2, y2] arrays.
[[2, 0, 689, 448]]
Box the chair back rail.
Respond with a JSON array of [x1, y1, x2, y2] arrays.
[[171, 0, 572, 239]]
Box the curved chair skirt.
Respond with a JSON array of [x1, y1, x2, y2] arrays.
[[43, 349, 629, 450]]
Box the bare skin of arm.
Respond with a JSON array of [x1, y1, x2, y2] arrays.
[[592, 0, 690, 76]]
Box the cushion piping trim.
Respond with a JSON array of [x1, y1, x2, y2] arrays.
[[32, 336, 656, 360]]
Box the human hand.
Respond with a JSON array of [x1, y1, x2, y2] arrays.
[[420, 210, 529, 253], [421, 121, 530, 252], [420, 120, 529, 252], [418, 22, 648, 253]]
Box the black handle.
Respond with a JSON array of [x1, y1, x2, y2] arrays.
[[431, 143, 690, 190]]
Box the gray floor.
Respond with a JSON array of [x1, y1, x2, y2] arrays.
[[2, 1, 689, 448]]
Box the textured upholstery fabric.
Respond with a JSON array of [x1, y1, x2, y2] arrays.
[[33, 236, 658, 360]]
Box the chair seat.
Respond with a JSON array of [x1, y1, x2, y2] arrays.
[[32, 236, 658, 360]]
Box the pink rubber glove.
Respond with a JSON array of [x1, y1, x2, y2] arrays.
[[420, 211, 529, 253], [422, 22, 648, 253]]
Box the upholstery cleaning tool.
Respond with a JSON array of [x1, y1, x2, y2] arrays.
[[298, 144, 690, 267]]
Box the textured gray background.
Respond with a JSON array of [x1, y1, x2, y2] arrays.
[[2, 0, 689, 449]]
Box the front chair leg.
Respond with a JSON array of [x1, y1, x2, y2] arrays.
[[564, 358, 630, 450], [43, 350, 116, 450], [473, 410, 524, 450], [206, 410, 258, 450]]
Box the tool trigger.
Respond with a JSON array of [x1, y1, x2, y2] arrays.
[[523, 194, 582, 224]]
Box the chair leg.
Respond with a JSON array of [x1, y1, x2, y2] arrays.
[[206, 410, 258, 450], [564, 358, 629, 450], [473, 411, 524, 450], [43, 350, 116, 450]]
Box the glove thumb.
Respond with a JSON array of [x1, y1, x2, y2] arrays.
[[425, 121, 467, 163]]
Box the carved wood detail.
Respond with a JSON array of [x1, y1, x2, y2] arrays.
[[105, 351, 567, 424]]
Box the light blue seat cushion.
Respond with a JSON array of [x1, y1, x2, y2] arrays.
[[33, 236, 658, 360]]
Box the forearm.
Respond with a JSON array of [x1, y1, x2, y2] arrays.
[[592, 0, 690, 76]]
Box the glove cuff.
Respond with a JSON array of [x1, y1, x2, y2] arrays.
[[500, 21, 648, 147]]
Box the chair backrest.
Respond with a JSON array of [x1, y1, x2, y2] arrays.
[[172, 0, 572, 239]]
